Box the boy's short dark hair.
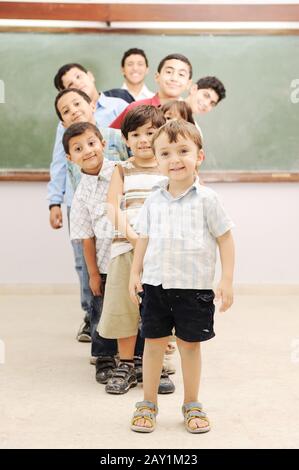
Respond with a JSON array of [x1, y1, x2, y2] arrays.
[[121, 105, 166, 140], [152, 119, 203, 153], [161, 100, 195, 125], [54, 63, 88, 91], [157, 54, 193, 79], [55, 88, 91, 122], [196, 76, 226, 102], [63, 122, 103, 155], [121, 48, 149, 67]]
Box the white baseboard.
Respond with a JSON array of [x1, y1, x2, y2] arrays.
[[0, 283, 299, 295]]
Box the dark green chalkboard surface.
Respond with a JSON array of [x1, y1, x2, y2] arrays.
[[0, 32, 298, 171]]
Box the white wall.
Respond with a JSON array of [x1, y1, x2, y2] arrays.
[[0, 181, 298, 286]]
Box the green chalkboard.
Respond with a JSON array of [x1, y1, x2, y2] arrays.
[[0, 32, 298, 171]]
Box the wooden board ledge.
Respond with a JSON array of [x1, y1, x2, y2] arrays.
[[1, 170, 299, 183]]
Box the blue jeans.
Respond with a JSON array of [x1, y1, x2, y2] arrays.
[[67, 207, 144, 357], [91, 275, 144, 357], [90, 275, 118, 356], [67, 207, 93, 321]]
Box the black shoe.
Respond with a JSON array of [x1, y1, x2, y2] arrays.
[[95, 356, 118, 384], [105, 363, 137, 395], [76, 321, 91, 343], [158, 369, 175, 394], [134, 356, 143, 383]]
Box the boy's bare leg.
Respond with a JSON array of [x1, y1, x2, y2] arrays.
[[176, 338, 207, 431], [135, 337, 169, 428], [118, 336, 137, 360]]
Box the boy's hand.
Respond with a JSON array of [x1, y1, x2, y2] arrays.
[[129, 272, 143, 306], [50, 206, 63, 229], [215, 279, 233, 312], [89, 272, 103, 297]]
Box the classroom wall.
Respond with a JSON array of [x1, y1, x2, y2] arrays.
[[1, 181, 298, 286]]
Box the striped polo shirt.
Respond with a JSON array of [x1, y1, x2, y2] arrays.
[[111, 160, 166, 259]]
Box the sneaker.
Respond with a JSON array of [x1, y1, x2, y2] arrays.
[[95, 356, 118, 384], [105, 363, 137, 394], [134, 356, 143, 383], [158, 369, 175, 394], [76, 321, 91, 343]]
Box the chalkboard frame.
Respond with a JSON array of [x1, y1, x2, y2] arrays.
[[1, 1, 299, 182]]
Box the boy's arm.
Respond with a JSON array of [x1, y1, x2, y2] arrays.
[[129, 236, 149, 305], [48, 123, 66, 229], [106, 165, 139, 247], [216, 230, 235, 312], [82, 238, 103, 297]]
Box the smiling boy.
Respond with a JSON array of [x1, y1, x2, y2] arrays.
[[109, 53, 193, 129], [185, 76, 226, 115], [48, 63, 128, 342], [129, 120, 235, 434], [120, 48, 154, 100]]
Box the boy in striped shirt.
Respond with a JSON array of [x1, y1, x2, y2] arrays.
[[98, 105, 174, 395]]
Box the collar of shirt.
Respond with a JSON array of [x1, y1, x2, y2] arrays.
[[96, 92, 110, 109], [81, 158, 114, 183], [121, 82, 153, 99], [151, 93, 161, 106], [154, 176, 200, 201]]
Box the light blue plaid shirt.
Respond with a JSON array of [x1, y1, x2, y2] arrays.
[[47, 93, 127, 207], [135, 178, 234, 290]]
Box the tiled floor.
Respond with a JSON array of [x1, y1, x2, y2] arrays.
[[1, 292, 299, 449]]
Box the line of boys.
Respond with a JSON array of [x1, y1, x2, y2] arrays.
[[47, 50, 232, 418], [60, 109, 235, 433], [48, 50, 226, 345]]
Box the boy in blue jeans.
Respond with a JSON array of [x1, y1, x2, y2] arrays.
[[54, 90, 138, 382], [129, 120, 235, 433], [48, 63, 127, 342]]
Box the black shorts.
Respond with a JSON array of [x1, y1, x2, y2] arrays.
[[139, 284, 215, 343]]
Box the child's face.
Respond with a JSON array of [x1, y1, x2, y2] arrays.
[[155, 59, 191, 99], [155, 133, 204, 181], [61, 67, 96, 99], [188, 86, 219, 115], [58, 91, 96, 128], [67, 130, 105, 175], [122, 54, 149, 86], [125, 121, 157, 161]]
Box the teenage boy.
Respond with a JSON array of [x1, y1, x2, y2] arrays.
[[109, 53, 193, 129], [48, 66, 128, 342], [129, 120, 234, 433], [120, 48, 154, 100], [185, 76, 226, 116]]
